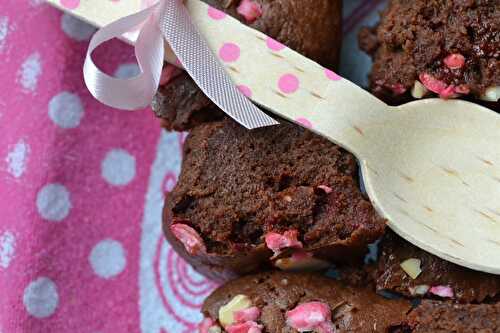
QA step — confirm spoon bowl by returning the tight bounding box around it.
[361,99,500,273]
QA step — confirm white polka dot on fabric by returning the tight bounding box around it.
[18,52,42,92]
[23,277,59,318]
[0,231,15,269]
[0,16,9,52]
[5,139,30,179]
[48,92,84,129]
[89,239,127,279]
[114,63,140,79]
[60,13,96,41]
[101,149,136,186]
[36,183,72,222]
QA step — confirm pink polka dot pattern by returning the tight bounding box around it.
[266,37,285,51]
[207,6,226,20]
[278,74,300,94]
[295,117,313,129]
[324,69,342,81]
[218,43,240,63]
[60,0,80,9]
[237,84,252,98]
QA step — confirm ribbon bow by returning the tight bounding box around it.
[83,0,278,129]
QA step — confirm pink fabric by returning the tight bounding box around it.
[0,1,385,332]
[0,2,217,332]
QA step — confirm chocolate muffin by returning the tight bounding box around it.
[375,231,500,303]
[358,0,499,106]
[392,300,500,332]
[152,0,343,131]
[199,271,411,333]
[164,118,386,281]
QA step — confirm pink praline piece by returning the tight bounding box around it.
[286,301,335,333]
[429,285,454,298]
[170,223,207,255]
[199,317,217,333]
[264,230,303,255]
[234,307,261,323]
[236,0,263,23]
[226,321,263,333]
[318,185,333,194]
[444,53,465,70]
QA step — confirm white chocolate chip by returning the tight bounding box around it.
[208,326,222,333]
[411,80,429,99]
[400,258,422,279]
[409,284,430,296]
[218,294,253,327]
[274,256,330,272]
[480,86,500,102]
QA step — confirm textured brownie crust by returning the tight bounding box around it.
[164,118,385,281]
[202,271,412,332]
[152,0,343,131]
[376,231,500,303]
[152,71,224,131]
[392,300,500,332]
[359,0,499,105]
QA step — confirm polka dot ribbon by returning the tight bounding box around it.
[83,0,278,129]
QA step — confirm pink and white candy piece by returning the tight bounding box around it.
[226,321,263,333]
[429,285,454,298]
[234,307,261,323]
[265,230,303,256]
[236,0,263,23]
[317,185,333,194]
[286,301,335,333]
[419,73,462,99]
[443,53,465,70]
[170,223,207,255]
[199,317,221,333]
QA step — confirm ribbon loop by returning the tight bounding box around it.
[83,0,278,129]
[84,4,164,110]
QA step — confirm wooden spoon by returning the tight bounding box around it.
[180,1,500,274]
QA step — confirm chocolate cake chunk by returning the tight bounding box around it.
[359,0,500,106]
[200,271,411,333]
[152,71,223,131]
[152,0,343,131]
[376,231,500,303]
[391,300,500,332]
[164,118,386,281]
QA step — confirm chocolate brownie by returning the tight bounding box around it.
[359,0,499,106]
[200,271,411,333]
[164,118,386,281]
[375,231,500,303]
[391,300,500,332]
[152,0,343,131]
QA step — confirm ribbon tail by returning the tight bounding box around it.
[83,4,164,110]
[157,0,278,129]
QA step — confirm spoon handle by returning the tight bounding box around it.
[185,0,390,156]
